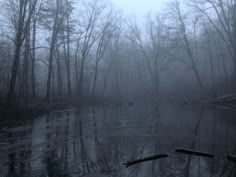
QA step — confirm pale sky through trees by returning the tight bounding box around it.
[110,0,170,18]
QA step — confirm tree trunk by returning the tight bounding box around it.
[75,55,79,93]
[92,62,98,97]
[45,36,56,102]
[183,33,204,89]
[22,20,31,102]
[66,12,72,96]
[78,56,85,96]
[31,18,37,98]
[74,40,80,94]
[7,2,25,103]
[7,33,23,103]
[232,52,236,89]
[55,45,63,96]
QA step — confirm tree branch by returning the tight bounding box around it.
[123,154,169,168]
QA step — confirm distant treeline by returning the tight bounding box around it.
[0,0,235,103]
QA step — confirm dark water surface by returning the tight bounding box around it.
[0,101,236,177]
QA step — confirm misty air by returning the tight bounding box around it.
[0,0,236,176]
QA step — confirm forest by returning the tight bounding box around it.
[0,0,236,107]
[0,1,236,177]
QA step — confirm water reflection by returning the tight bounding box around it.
[0,102,236,177]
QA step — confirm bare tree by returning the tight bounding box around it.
[127,14,172,96]
[31,0,43,98]
[202,22,216,94]
[167,0,204,88]
[43,0,67,102]
[190,0,236,85]
[92,8,117,97]
[63,0,73,96]
[6,0,38,103]
[101,27,121,96]
[77,0,105,96]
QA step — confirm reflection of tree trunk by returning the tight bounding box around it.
[185,108,205,177]
[210,110,216,177]
[73,111,79,157]
[47,155,54,177]
[79,114,88,174]
[92,108,99,159]
[8,152,16,177]
[8,131,16,177]
[152,105,162,177]
[63,115,69,173]
[219,147,236,177]
[92,107,112,173]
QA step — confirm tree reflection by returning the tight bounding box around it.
[1,104,236,177]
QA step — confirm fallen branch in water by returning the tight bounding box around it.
[175,148,214,158]
[123,154,169,168]
[227,154,236,163]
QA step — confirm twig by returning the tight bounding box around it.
[123,154,169,168]
[175,148,214,158]
[227,154,236,163]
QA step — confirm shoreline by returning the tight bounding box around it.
[0,96,133,119]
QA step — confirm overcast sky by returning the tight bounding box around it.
[110,0,170,19]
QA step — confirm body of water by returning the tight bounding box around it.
[0,101,235,177]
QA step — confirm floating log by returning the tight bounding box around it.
[123,154,168,168]
[227,154,236,163]
[175,148,214,158]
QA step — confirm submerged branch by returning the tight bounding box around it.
[123,154,169,168]
[175,148,214,158]
[227,154,236,163]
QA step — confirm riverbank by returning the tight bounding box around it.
[0,96,133,119]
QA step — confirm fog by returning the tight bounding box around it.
[0,0,235,102]
[0,0,236,177]
[111,0,168,17]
